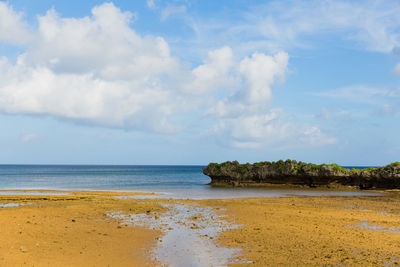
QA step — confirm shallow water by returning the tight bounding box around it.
[0,202,31,207]
[0,165,385,200]
[109,203,244,266]
[0,191,71,195]
[0,203,21,207]
[117,187,383,200]
[349,221,400,233]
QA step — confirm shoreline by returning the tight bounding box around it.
[1,189,400,266]
[0,186,385,200]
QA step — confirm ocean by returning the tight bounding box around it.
[0,165,381,199]
[0,165,207,190]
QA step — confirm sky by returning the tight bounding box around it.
[0,0,399,165]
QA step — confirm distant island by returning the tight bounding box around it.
[203,160,400,189]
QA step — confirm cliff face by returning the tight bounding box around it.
[203,160,400,189]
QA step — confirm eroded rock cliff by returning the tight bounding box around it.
[203,160,400,189]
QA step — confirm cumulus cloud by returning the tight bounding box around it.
[0,3,184,133]
[0,2,31,44]
[28,5,176,79]
[211,111,336,149]
[208,52,288,118]
[184,46,235,95]
[0,2,335,148]
[238,52,287,103]
[0,59,181,132]
[206,51,335,148]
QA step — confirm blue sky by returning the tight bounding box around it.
[0,0,399,165]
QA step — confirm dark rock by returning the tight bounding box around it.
[203,160,400,189]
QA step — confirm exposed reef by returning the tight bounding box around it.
[203,160,400,189]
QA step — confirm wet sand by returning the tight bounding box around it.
[1,190,400,266]
[204,191,400,266]
[0,191,164,266]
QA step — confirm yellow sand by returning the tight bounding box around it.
[203,191,400,266]
[1,190,400,266]
[0,191,164,266]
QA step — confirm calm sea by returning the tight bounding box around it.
[0,165,381,199]
[0,165,208,190]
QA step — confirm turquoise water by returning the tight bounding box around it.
[0,165,382,199]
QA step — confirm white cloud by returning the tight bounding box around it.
[394,63,400,75]
[161,5,186,21]
[205,51,335,148]
[314,85,382,104]
[0,2,31,44]
[211,111,336,149]
[314,85,400,104]
[211,111,285,148]
[299,126,337,147]
[0,3,184,133]
[239,51,288,104]
[0,2,335,149]
[184,46,235,95]
[193,0,400,56]
[316,108,353,121]
[313,85,400,119]
[28,4,177,79]
[208,51,288,118]
[0,61,181,132]
[146,0,157,9]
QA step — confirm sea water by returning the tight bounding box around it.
[0,165,383,266]
[0,165,382,199]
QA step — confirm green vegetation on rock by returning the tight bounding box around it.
[204,159,400,189]
[206,160,400,175]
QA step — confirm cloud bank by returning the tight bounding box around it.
[0,2,335,148]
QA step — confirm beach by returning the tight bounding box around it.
[0,191,163,266]
[1,0,398,265]
[1,190,400,266]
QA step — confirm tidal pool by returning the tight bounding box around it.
[0,202,32,207]
[349,220,400,233]
[109,203,245,267]
[0,191,71,195]
[117,187,383,200]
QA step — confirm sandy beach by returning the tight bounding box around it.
[0,191,164,266]
[1,190,400,266]
[1,0,398,265]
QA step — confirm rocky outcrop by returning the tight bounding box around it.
[203,160,400,189]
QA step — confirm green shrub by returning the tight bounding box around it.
[235,167,248,174]
[331,163,346,173]
[208,160,400,176]
[253,161,272,167]
[208,162,222,173]
[308,164,322,171]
